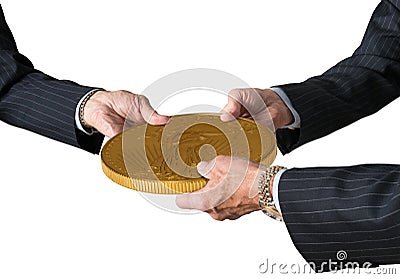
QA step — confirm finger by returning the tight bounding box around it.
[177,156,234,210]
[196,160,216,179]
[197,155,233,181]
[138,95,170,125]
[176,175,223,210]
[176,190,209,210]
[220,89,243,122]
[175,193,196,209]
[149,111,170,125]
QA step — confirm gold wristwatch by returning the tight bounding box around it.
[258,165,286,221]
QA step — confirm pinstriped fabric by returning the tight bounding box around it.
[0,5,104,153]
[274,0,400,272]
[280,165,400,271]
[276,0,400,154]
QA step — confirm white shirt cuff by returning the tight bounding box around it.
[75,89,100,135]
[270,87,301,130]
[272,168,287,215]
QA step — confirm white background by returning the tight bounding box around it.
[1,0,399,278]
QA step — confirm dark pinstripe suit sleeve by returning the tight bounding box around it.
[0,5,104,154]
[275,0,400,155]
[279,165,400,272]
[272,0,400,272]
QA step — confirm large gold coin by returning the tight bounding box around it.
[101,113,277,194]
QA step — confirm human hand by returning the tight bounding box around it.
[176,155,266,221]
[220,88,294,130]
[83,90,169,137]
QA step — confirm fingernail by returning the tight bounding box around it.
[197,161,208,172]
[220,113,234,122]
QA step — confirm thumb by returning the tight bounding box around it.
[197,160,216,179]
[148,112,170,125]
[138,95,170,125]
[220,89,243,122]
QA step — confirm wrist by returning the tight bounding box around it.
[262,89,294,130]
[274,97,294,129]
[258,165,286,221]
[82,90,108,128]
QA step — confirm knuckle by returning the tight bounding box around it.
[228,88,242,98]
[210,212,223,221]
[138,95,151,106]
[228,88,239,94]
[138,94,148,101]
[131,94,141,107]
[214,156,230,172]
[118,89,131,95]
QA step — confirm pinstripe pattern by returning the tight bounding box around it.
[0,5,104,154]
[275,0,400,272]
[276,0,400,154]
[280,165,400,271]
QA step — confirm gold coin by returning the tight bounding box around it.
[101,113,277,194]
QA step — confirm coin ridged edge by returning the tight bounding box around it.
[101,158,208,194]
[100,114,278,194]
[101,143,277,194]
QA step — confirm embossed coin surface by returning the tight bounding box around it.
[101,113,277,194]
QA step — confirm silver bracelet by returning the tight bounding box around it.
[79,90,99,129]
